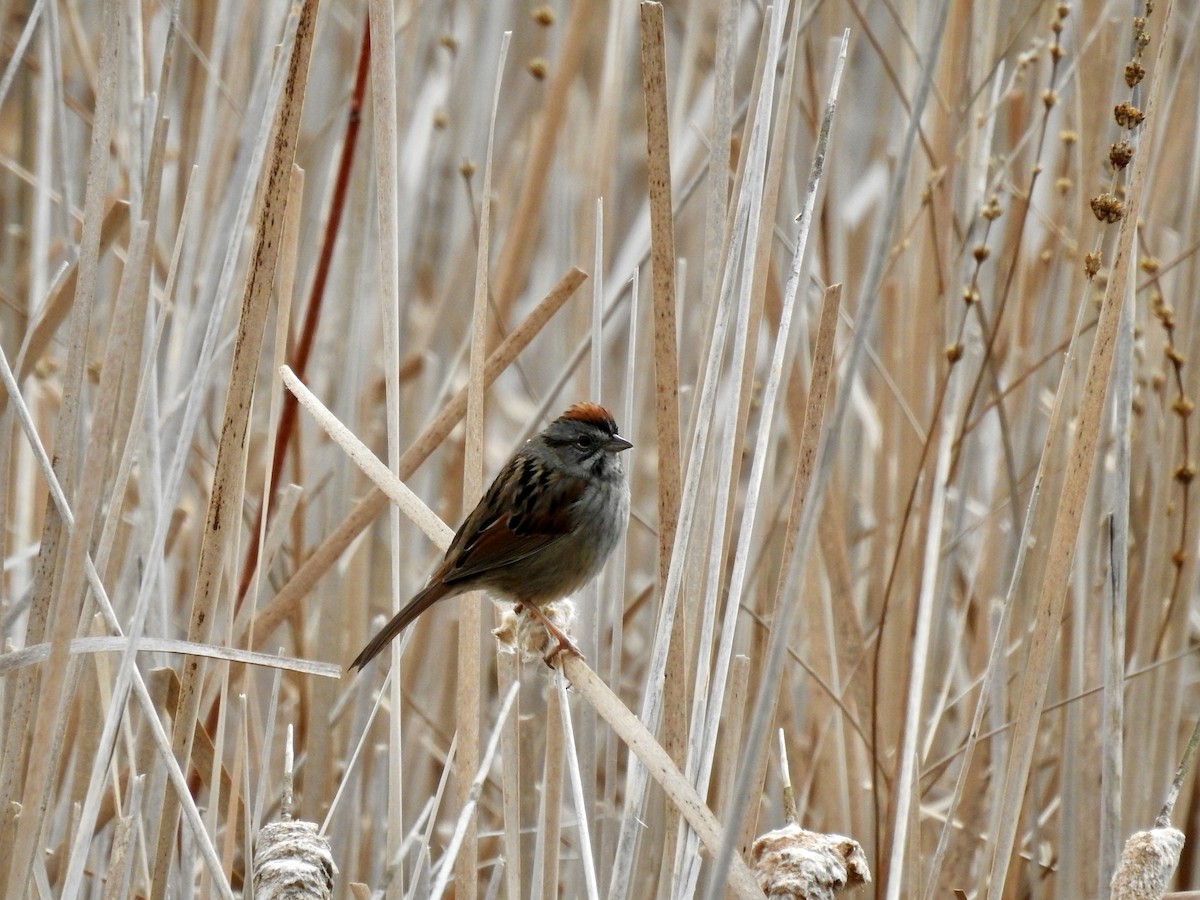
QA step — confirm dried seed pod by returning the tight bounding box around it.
[1110,140,1135,169]
[1091,193,1126,223]
[1110,828,1184,900]
[527,58,548,80]
[751,824,871,900]
[1124,60,1146,87]
[493,598,577,664]
[253,821,336,900]
[1113,102,1146,129]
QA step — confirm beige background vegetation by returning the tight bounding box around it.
[1,0,1198,897]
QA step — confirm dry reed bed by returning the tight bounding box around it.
[1,0,1199,897]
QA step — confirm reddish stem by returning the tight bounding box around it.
[234,18,373,610]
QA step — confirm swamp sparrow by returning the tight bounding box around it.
[350,402,632,670]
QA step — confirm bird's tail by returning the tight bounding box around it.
[349,582,451,671]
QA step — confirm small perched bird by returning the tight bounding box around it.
[350,402,632,670]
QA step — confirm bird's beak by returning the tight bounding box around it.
[605,436,633,453]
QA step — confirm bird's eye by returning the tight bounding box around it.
[575,436,594,450]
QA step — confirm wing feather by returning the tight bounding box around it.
[439,456,585,585]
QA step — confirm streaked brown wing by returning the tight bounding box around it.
[441,464,585,585]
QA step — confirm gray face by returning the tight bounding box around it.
[543,417,628,484]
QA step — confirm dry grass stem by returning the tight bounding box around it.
[281,366,453,550]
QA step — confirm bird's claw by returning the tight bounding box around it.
[518,602,584,667]
[542,634,584,668]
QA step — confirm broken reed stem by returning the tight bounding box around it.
[778,730,797,825]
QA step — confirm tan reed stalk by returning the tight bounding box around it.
[638,4,687,804]
[454,25,512,897]
[535,685,565,899]
[555,670,600,899]
[3,0,124,890]
[497,650,523,897]
[366,1,405,892]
